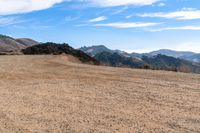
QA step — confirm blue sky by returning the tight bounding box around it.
[0,0,200,53]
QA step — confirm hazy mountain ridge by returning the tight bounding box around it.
[146,49,195,58]
[94,51,145,68]
[80,45,130,57]
[146,49,200,63]
[80,45,200,63]
[0,34,38,54]
[81,45,200,73]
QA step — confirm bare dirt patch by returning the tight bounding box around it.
[0,55,200,133]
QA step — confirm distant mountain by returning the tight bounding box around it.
[80,45,200,63]
[22,42,99,65]
[80,45,113,56]
[144,49,200,63]
[80,45,130,57]
[94,52,144,68]
[183,54,200,63]
[94,51,200,74]
[142,55,200,73]
[146,49,195,58]
[0,34,38,54]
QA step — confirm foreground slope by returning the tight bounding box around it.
[0,55,200,132]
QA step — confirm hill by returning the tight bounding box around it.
[21,42,99,65]
[15,38,39,47]
[80,45,130,57]
[146,49,195,58]
[182,54,200,63]
[94,51,144,68]
[80,45,113,56]
[142,54,200,73]
[0,55,199,132]
[0,34,38,54]
[95,52,200,73]
[146,49,200,63]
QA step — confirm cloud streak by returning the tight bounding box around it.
[83,0,160,7]
[0,16,24,26]
[147,26,200,32]
[89,16,107,22]
[94,22,160,28]
[138,9,200,20]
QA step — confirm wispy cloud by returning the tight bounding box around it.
[89,16,107,22]
[0,0,64,15]
[83,0,160,7]
[138,8,200,20]
[0,16,24,26]
[94,22,160,28]
[147,26,200,32]
[112,6,128,14]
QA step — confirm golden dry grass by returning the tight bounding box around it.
[0,55,200,133]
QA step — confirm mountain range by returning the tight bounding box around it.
[1,34,200,74]
[80,45,200,63]
[80,45,200,73]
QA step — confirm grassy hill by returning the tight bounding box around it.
[21,42,99,65]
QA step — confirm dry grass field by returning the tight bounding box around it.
[0,55,200,133]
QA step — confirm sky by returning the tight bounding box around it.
[0,0,200,53]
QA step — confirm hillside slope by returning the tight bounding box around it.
[0,55,199,132]
[15,38,39,47]
[0,35,38,53]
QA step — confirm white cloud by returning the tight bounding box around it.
[0,0,64,15]
[0,0,160,15]
[94,22,160,28]
[138,8,200,20]
[84,0,160,7]
[89,16,107,22]
[148,26,200,32]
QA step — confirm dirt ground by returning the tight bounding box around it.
[0,55,200,133]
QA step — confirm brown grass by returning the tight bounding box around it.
[0,55,200,133]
